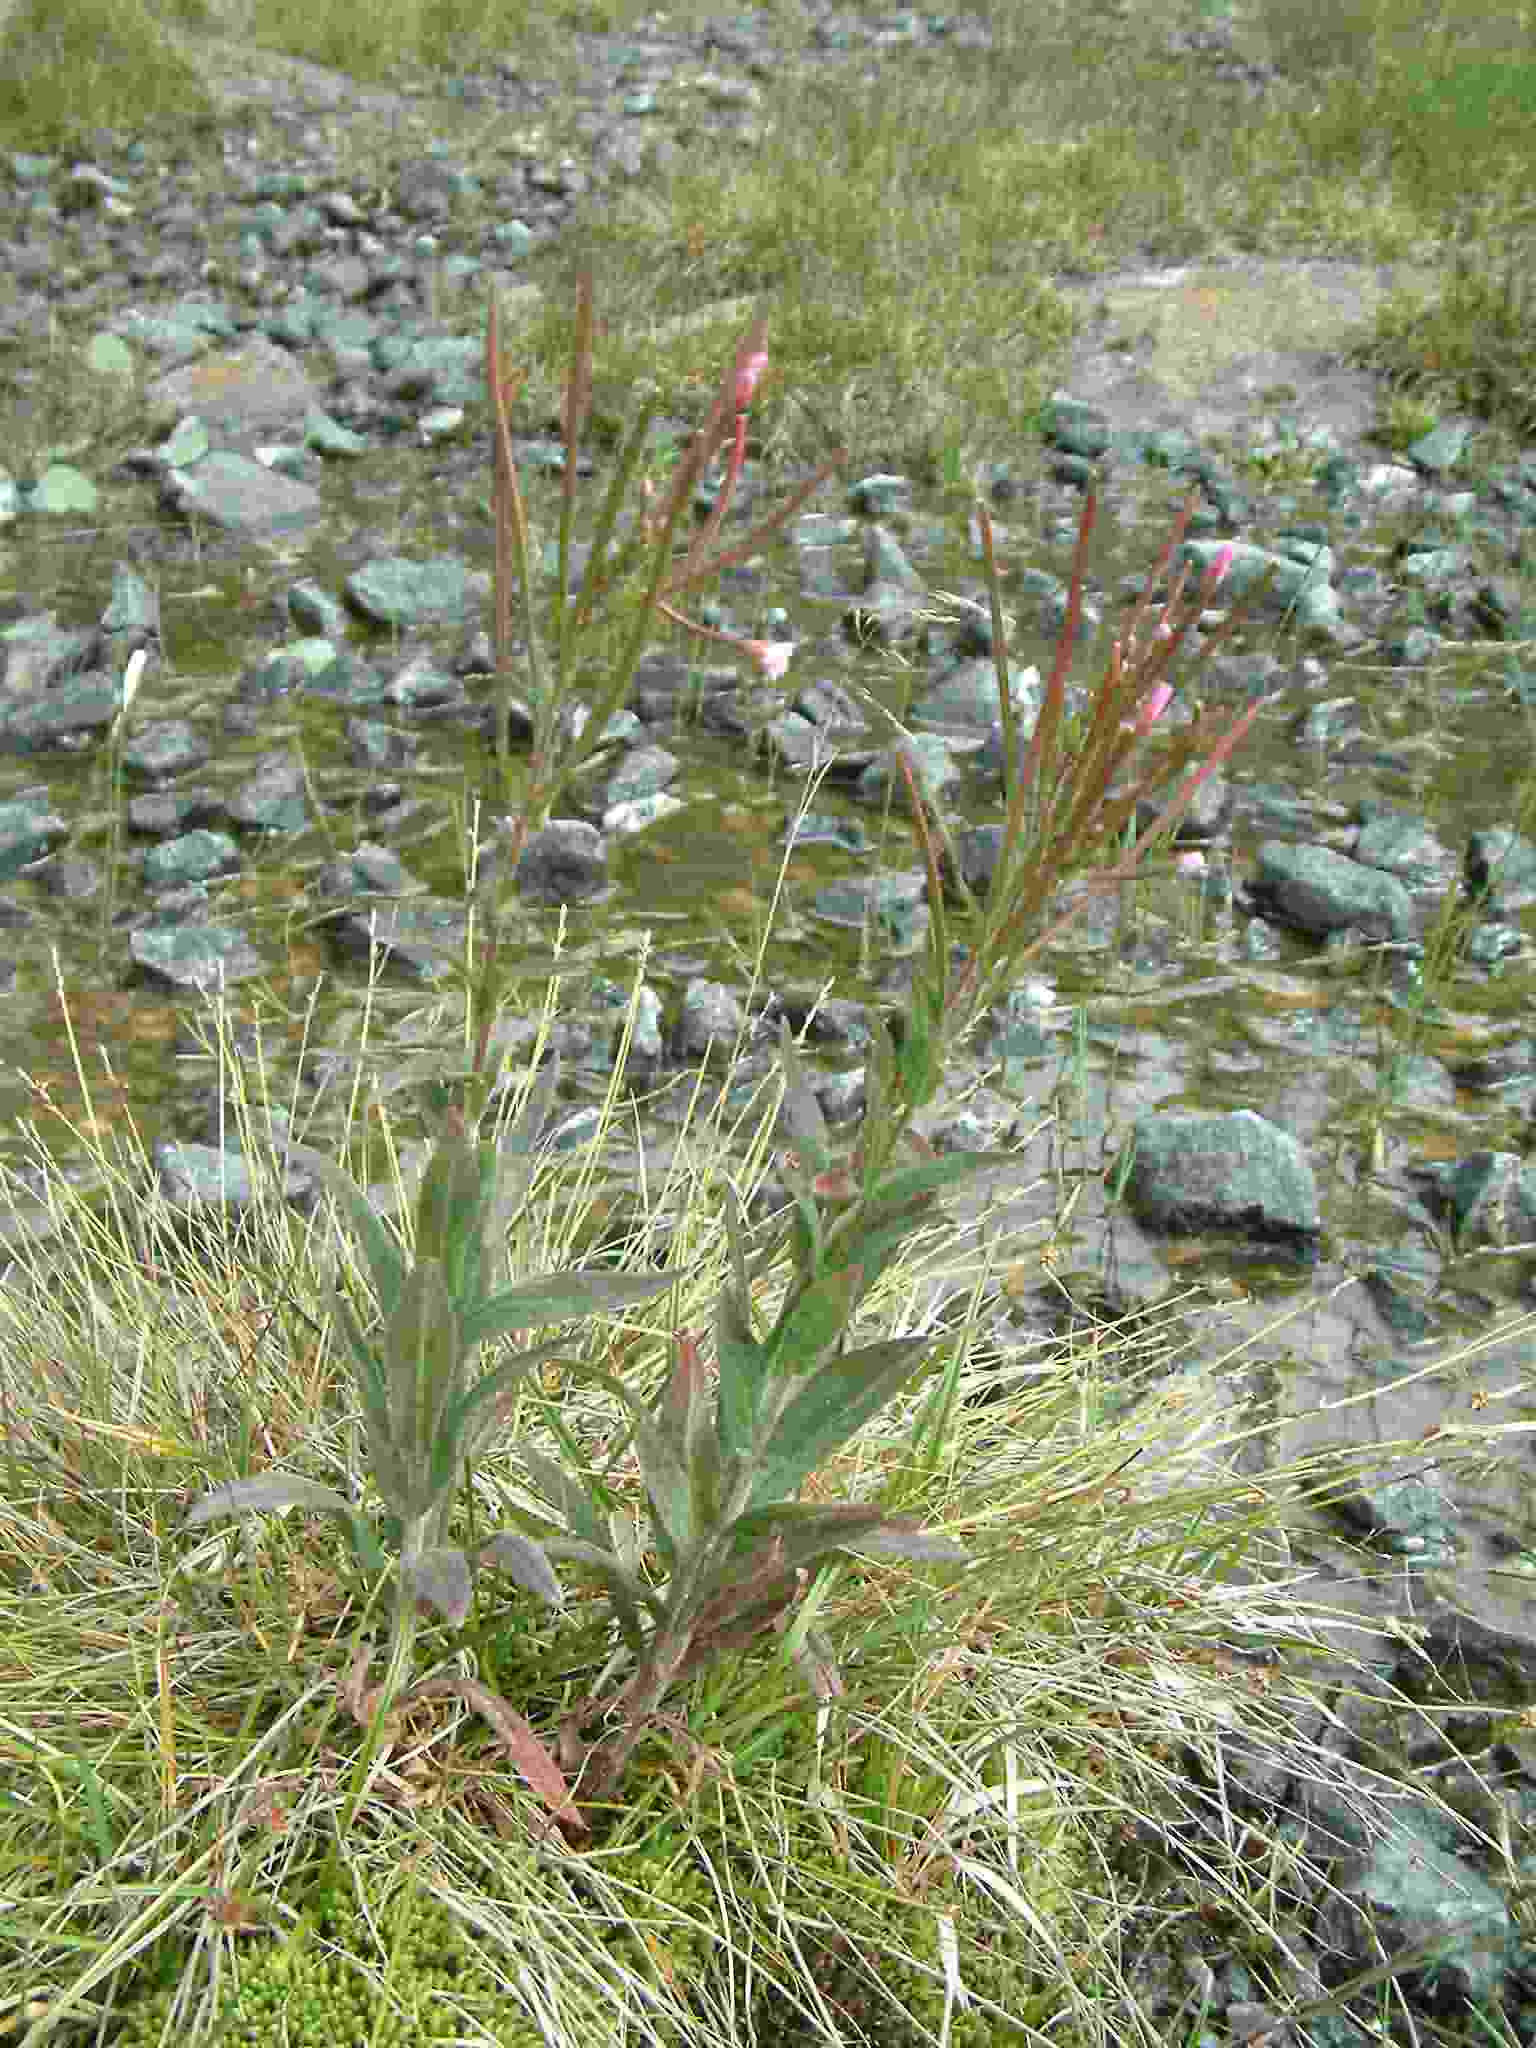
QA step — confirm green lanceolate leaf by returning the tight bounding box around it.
[629,1400,696,1563]
[329,1287,389,1419]
[550,1360,699,1562]
[660,1332,723,1533]
[715,1276,767,1465]
[413,1133,485,1270]
[864,1148,1014,1216]
[402,1545,474,1628]
[816,1150,1016,1298]
[844,1521,968,1564]
[477,1530,564,1608]
[291,1149,405,1321]
[187,1474,355,1527]
[818,1211,921,1302]
[750,1336,932,1508]
[368,1438,428,1525]
[765,1261,865,1378]
[896,974,942,1111]
[427,1341,566,1501]
[705,1503,966,1586]
[383,1258,462,1515]
[459,1266,675,1350]
[186,1473,386,1575]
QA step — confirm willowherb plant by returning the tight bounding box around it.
[513,490,1276,1820]
[186,276,1275,1842]
[482,270,842,837]
[186,1067,677,1838]
[185,281,849,1842]
[522,1030,991,1813]
[887,485,1267,1033]
[461,273,843,1081]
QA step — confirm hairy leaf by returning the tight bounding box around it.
[542,1361,698,1559]
[896,975,942,1111]
[383,1258,461,1514]
[187,1474,354,1527]
[849,1522,968,1564]
[402,1545,474,1627]
[863,1149,1015,1214]
[750,1336,931,1507]
[709,1501,963,1579]
[186,1473,384,1575]
[765,1262,864,1378]
[818,1211,921,1301]
[658,1331,721,1532]
[629,1399,696,1563]
[291,1149,405,1321]
[460,1266,675,1350]
[413,1133,486,1279]
[715,1274,766,1465]
[477,1530,564,1608]
[329,1287,394,1469]
[776,1020,830,1171]
[428,1340,565,1499]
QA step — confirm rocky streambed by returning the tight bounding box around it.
[7,0,1536,2036]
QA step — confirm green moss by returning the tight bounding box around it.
[741,1875,1059,2048]
[109,1889,548,2048]
[107,1701,1102,2048]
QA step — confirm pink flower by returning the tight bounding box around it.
[654,607,795,682]
[1203,543,1235,594]
[734,348,768,413]
[744,638,794,680]
[1175,849,1208,878]
[1132,680,1173,735]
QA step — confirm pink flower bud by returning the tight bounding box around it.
[1133,680,1173,735]
[744,638,795,681]
[735,348,768,412]
[1205,543,1235,592]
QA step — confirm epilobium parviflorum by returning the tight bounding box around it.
[462,273,843,1081]
[188,277,1271,1842]
[188,279,847,1840]
[496,494,1272,1823]
[186,1064,678,1840]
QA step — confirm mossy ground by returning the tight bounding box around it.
[108,1799,1075,2048]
